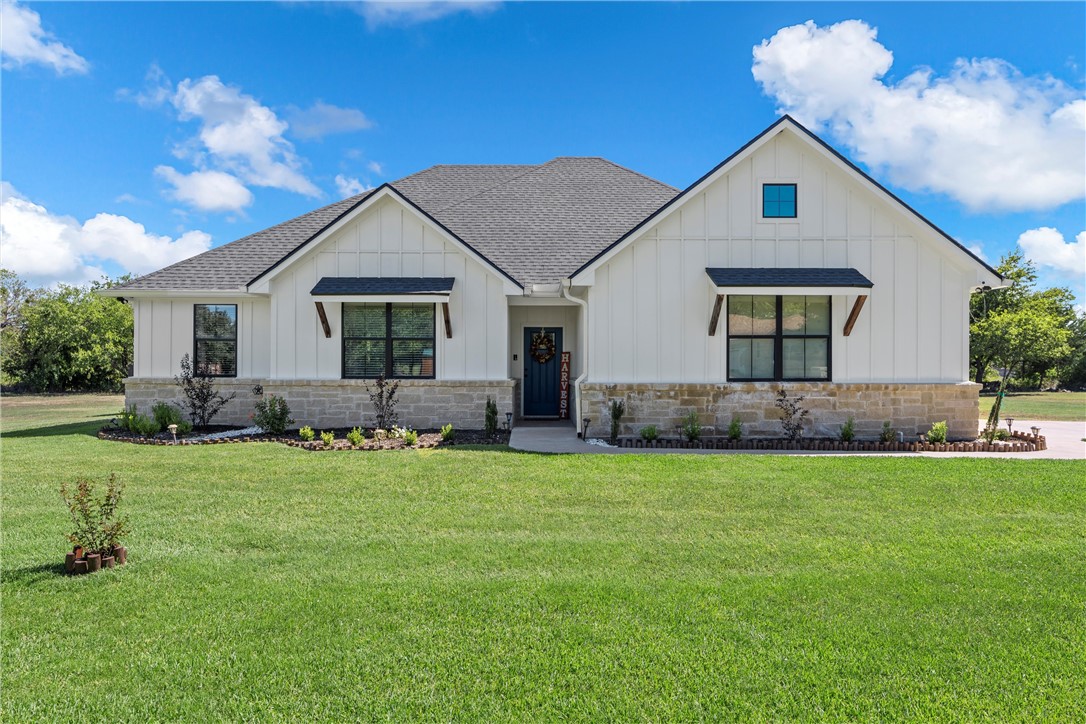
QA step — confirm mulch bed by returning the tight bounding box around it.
[613,431,1047,453]
[98,426,510,450]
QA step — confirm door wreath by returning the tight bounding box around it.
[529,329,556,364]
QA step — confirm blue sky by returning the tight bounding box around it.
[2,1,1084,300]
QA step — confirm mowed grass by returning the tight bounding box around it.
[980,390,1086,422]
[2,397,1084,720]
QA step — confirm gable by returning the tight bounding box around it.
[570,117,1002,287]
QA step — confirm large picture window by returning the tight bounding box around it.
[343,303,435,379]
[727,295,829,381]
[194,304,237,377]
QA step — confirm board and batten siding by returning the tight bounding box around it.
[585,131,975,384]
[267,196,509,381]
[131,298,270,379]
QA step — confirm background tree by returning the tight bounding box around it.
[970,251,1076,386]
[2,274,133,392]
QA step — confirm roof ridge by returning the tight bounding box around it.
[404,161,549,214]
[593,157,681,193]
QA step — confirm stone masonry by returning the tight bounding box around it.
[124,378,518,430]
[580,382,981,441]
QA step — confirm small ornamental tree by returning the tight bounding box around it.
[174,354,237,427]
[775,388,810,442]
[366,375,400,429]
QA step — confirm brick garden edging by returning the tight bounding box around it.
[97,429,509,451]
[614,430,1047,453]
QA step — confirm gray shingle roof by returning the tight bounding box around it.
[706,267,874,288]
[113,191,377,291]
[111,157,677,292]
[311,277,454,296]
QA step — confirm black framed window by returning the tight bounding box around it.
[194,304,237,377]
[762,183,797,218]
[343,303,434,379]
[727,295,829,381]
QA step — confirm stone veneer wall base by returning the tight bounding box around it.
[580,382,981,441]
[124,378,518,430]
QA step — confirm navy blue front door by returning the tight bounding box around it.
[523,328,562,417]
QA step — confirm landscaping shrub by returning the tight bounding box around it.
[366,375,399,429]
[130,413,160,437]
[484,397,498,435]
[728,414,743,441]
[927,420,949,444]
[681,410,701,442]
[373,429,388,441]
[251,387,294,434]
[440,423,455,442]
[151,401,184,429]
[298,425,315,442]
[639,425,658,442]
[609,399,626,445]
[840,416,856,443]
[346,427,365,446]
[880,421,897,443]
[117,404,138,432]
[320,431,335,448]
[403,429,419,446]
[174,354,237,427]
[775,388,810,441]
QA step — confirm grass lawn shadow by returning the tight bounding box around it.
[1,562,68,586]
[1,419,108,439]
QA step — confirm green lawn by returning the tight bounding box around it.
[2,396,1084,720]
[980,390,1086,422]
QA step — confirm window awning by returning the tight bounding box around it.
[705,268,873,337]
[310,277,455,303]
[705,267,873,296]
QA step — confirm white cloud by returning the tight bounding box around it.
[0,183,211,286]
[155,166,254,213]
[171,75,320,197]
[367,160,385,176]
[0,0,88,74]
[1018,227,1086,278]
[114,193,140,205]
[357,1,499,29]
[752,19,1086,212]
[286,101,373,140]
[334,174,372,198]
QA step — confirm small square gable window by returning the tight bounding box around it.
[763,183,797,218]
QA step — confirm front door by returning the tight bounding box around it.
[523,327,563,417]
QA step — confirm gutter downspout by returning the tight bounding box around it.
[561,280,589,437]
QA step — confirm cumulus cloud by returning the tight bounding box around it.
[0,0,88,74]
[155,166,254,213]
[357,1,500,29]
[286,101,373,140]
[752,19,1086,212]
[0,183,211,286]
[334,174,372,198]
[367,160,385,176]
[171,76,320,197]
[1018,227,1086,278]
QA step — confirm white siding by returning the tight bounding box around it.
[131,297,269,378]
[267,196,508,380]
[585,131,976,384]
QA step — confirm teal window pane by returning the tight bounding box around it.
[763,184,797,218]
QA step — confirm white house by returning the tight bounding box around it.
[104,117,1002,440]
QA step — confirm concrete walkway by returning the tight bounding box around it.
[509,419,1085,459]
